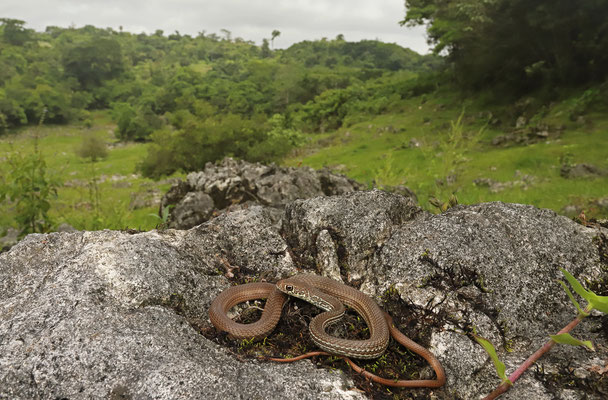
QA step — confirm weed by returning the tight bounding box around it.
[0,109,61,236]
[475,269,606,399]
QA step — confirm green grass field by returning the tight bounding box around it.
[285,90,608,219]
[0,111,182,232]
[1,90,606,238]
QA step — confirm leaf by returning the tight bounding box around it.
[473,334,512,385]
[550,333,594,350]
[560,268,608,314]
[448,193,459,207]
[589,292,608,314]
[558,280,587,316]
[560,269,591,302]
[429,197,443,208]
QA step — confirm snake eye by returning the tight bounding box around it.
[285,285,293,292]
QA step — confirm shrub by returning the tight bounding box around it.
[75,133,108,161]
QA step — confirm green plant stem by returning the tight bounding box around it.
[483,305,593,400]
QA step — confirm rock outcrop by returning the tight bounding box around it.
[1,190,607,399]
[159,157,369,230]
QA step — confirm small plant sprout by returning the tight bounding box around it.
[477,268,604,399]
[472,332,512,386]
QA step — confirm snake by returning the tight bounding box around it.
[209,274,446,388]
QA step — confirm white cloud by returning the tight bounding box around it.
[1,0,430,53]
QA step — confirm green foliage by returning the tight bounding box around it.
[472,333,512,386]
[422,109,485,204]
[373,152,402,190]
[472,269,604,397]
[560,268,608,314]
[403,0,608,95]
[428,194,459,213]
[0,20,440,140]
[566,87,606,121]
[0,140,61,236]
[62,37,125,90]
[0,18,31,45]
[557,279,587,317]
[549,333,594,350]
[75,133,108,161]
[111,102,163,141]
[139,112,302,178]
[1,113,173,233]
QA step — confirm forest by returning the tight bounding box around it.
[0,17,439,177]
[1,0,608,238]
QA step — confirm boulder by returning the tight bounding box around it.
[159,157,370,229]
[1,191,607,399]
[560,163,608,179]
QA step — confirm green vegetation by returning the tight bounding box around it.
[284,87,608,218]
[402,0,608,95]
[0,19,438,178]
[1,1,608,238]
[0,111,179,235]
[474,269,606,399]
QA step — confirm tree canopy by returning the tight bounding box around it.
[403,0,608,94]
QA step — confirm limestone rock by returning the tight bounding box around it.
[160,157,369,230]
[560,163,608,179]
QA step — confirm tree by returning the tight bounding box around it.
[0,18,30,45]
[401,0,608,93]
[75,133,108,161]
[261,38,272,58]
[62,37,125,89]
[271,30,281,49]
[220,28,232,42]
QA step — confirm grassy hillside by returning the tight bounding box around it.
[284,87,608,219]
[2,84,606,241]
[1,19,607,239]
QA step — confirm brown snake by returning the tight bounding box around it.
[209,274,446,388]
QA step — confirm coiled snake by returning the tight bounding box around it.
[209,274,446,388]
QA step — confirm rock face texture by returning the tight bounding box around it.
[159,157,368,230]
[1,190,607,400]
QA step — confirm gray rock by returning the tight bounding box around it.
[160,157,368,229]
[595,197,608,211]
[129,188,162,210]
[1,192,607,399]
[372,202,606,399]
[168,192,215,229]
[561,204,583,217]
[491,124,561,147]
[283,190,425,281]
[560,163,608,179]
[56,223,77,233]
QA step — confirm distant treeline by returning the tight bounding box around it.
[0,19,441,176]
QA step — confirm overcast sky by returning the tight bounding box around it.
[1,0,431,54]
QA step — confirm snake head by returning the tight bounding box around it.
[276,279,309,300]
